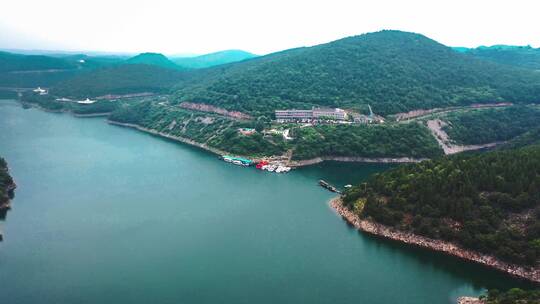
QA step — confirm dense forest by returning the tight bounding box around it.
[290,123,442,159]
[342,145,540,265]
[462,45,540,70]
[502,126,540,149]
[170,30,540,116]
[482,288,540,304]
[0,157,16,220]
[442,106,540,145]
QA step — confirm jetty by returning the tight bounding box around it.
[319,180,340,193]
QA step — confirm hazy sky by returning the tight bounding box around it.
[1,0,539,55]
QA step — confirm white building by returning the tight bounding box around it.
[77,98,97,105]
[312,107,347,120]
[275,107,347,122]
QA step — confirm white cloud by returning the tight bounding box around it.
[1,0,539,55]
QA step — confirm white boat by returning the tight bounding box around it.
[266,165,276,172]
[223,158,233,163]
[232,160,243,165]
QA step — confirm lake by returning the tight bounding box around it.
[0,101,528,304]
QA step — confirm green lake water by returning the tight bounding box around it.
[0,101,530,303]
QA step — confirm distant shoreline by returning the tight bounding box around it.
[330,197,540,283]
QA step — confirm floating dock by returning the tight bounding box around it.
[319,180,340,193]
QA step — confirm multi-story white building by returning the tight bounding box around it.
[312,107,347,120]
[275,109,314,122]
[275,107,347,122]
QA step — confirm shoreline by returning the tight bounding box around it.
[107,121,229,156]
[108,120,431,166]
[18,101,111,118]
[329,197,540,283]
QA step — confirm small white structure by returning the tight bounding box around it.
[77,98,97,105]
[33,87,48,95]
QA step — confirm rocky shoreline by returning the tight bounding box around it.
[330,197,540,283]
[456,297,483,304]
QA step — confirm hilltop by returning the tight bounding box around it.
[172,50,257,69]
[171,30,540,116]
[126,53,181,70]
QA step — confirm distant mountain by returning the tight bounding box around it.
[459,45,540,70]
[0,51,79,72]
[172,50,257,69]
[0,51,129,88]
[171,30,540,116]
[125,53,180,70]
[51,64,186,97]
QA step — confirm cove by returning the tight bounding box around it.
[0,101,530,304]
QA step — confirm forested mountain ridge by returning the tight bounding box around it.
[171,30,540,116]
[342,145,540,266]
[172,50,257,69]
[0,51,79,72]
[460,45,540,70]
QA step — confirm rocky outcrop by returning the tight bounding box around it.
[288,156,426,167]
[179,102,252,120]
[457,297,484,304]
[330,197,540,283]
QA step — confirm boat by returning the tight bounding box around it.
[256,161,269,169]
[344,184,352,188]
[275,165,291,173]
[222,155,253,166]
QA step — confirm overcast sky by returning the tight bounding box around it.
[1,0,539,55]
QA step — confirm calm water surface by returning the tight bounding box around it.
[0,101,530,304]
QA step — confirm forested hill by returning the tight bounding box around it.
[51,64,187,97]
[461,45,540,70]
[171,30,540,116]
[126,53,181,70]
[342,145,540,266]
